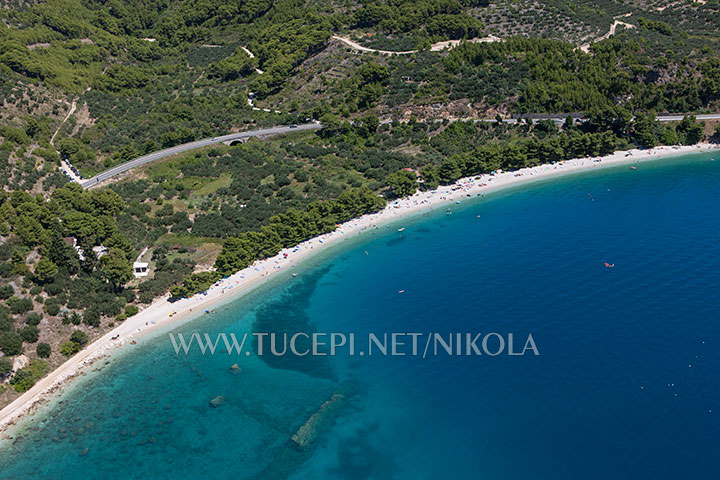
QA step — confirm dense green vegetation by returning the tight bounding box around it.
[0,0,333,174]
[158,111,706,295]
[450,37,720,113]
[0,184,138,352]
[0,0,330,92]
[9,359,48,392]
[2,0,719,178]
[171,187,386,297]
[296,35,720,119]
[352,0,484,40]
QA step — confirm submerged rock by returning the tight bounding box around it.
[209,396,226,408]
[291,392,345,449]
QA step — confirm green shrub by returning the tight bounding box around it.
[138,291,155,304]
[0,285,13,300]
[0,357,12,376]
[10,360,48,392]
[36,342,51,358]
[7,296,33,315]
[83,307,100,327]
[70,330,89,345]
[25,312,42,326]
[60,341,81,357]
[45,300,60,316]
[19,325,39,343]
[0,331,23,356]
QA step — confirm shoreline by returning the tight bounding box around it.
[0,142,717,436]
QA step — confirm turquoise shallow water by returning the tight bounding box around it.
[1,153,720,479]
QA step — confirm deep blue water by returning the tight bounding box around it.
[2,153,720,479]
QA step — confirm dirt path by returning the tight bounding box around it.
[429,35,503,51]
[332,36,417,54]
[331,35,503,55]
[579,13,636,53]
[239,46,264,74]
[49,100,76,145]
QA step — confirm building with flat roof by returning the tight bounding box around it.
[133,262,149,278]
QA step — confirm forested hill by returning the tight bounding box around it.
[2,0,720,119]
[1,0,719,243]
[1,0,720,192]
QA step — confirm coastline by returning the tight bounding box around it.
[0,142,717,436]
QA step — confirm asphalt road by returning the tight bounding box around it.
[497,114,720,124]
[381,114,720,126]
[82,114,720,188]
[81,123,323,189]
[656,113,720,122]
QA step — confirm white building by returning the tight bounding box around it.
[133,262,149,277]
[63,237,108,261]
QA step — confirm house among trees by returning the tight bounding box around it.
[62,237,108,261]
[63,236,84,260]
[133,262,150,278]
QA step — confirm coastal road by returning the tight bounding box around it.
[81,123,323,189]
[81,113,720,188]
[489,113,720,124]
[656,113,720,122]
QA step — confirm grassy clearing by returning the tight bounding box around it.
[192,173,232,196]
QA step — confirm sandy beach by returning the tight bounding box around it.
[0,142,717,435]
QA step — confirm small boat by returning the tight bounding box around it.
[398,227,405,232]
[604,263,615,268]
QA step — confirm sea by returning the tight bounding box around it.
[1,152,719,479]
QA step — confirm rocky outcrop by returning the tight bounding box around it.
[12,355,29,372]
